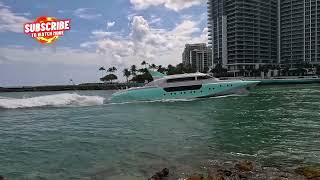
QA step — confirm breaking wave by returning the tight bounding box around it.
[0,93,105,109]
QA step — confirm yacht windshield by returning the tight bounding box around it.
[167,77,196,83]
[197,75,212,80]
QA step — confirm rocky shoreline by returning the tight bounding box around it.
[148,160,320,180]
[1,161,319,179]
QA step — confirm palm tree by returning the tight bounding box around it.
[70,79,75,85]
[282,64,290,76]
[99,66,106,78]
[149,63,157,70]
[130,65,137,76]
[157,65,166,73]
[107,66,117,73]
[138,68,147,74]
[141,60,148,68]
[123,68,131,83]
[107,67,113,73]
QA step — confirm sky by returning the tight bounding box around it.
[0,0,207,86]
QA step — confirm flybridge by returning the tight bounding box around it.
[24,20,70,33]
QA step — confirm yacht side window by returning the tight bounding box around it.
[167,77,195,83]
[197,75,212,80]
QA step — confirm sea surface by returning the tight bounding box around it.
[0,85,320,179]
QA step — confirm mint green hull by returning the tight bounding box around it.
[111,81,259,102]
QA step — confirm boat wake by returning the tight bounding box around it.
[107,94,245,105]
[0,93,105,109]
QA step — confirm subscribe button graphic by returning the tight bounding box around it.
[24,16,71,44]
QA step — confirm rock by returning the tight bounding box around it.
[295,166,320,179]
[271,176,286,180]
[216,169,232,177]
[148,168,170,180]
[162,168,169,176]
[0,176,3,180]
[211,174,225,180]
[188,174,204,180]
[238,173,248,180]
[207,170,227,180]
[235,160,254,172]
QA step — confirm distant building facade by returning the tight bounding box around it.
[182,43,209,72]
[207,0,228,68]
[280,0,320,67]
[182,0,320,74]
[208,0,278,73]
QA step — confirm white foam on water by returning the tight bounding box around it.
[107,94,243,105]
[0,93,105,109]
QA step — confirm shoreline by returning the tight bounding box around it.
[1,76,319,93]
[148,160,320,180]
[0,83,143,93]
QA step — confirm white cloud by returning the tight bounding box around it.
[90,30,116,39]
[73,8,102,20]
[0,46,132,84]
[0,2,31,33]
[149,15,161,25]
[107,21,115,28]
[130,0,205,11]
[81,15,207,67]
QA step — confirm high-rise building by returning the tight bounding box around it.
[207,0,228,68]
[280,0,320,67]
[182,43,209,72]
[208,0,278,72]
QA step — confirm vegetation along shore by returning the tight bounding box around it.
[1,61,320,92]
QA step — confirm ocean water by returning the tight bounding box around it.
[0,85,320,179]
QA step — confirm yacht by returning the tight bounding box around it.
[110,71,260,102]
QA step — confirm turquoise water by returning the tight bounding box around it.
[0,85,320,179]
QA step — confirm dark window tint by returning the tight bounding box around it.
[164,85,202,92]
[197,76,212,80]
[167,77,195,83]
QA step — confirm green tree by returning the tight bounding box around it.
[130,65,137,76]
[175,63,185,74]
[210,64,227,77]
[316,65,320,75]
[184,64,194,73]
[100,74,118,83]
[138,68,147,74]
[166,64,176,75]
[157,65,166,73]
[107,66,117,73]
[141,60,148,68]
[131,73,153,83]
[281,64,290,76]
[123,68,131,83]
[203,67,209,73]
[149,63,157,70]
[99,66,106,78]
